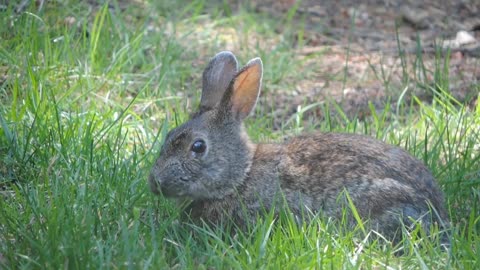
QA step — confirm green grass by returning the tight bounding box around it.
[1,1,479,269]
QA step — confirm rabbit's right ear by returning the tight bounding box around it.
[200,51,238,111]
[223,57,263,121]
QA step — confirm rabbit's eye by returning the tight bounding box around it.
[191,139,206,154]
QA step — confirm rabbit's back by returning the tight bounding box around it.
[251,132,448,236]
[279,133,442,200]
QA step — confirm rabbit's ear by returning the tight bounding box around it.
[200,51,238,111]
[229,58,263,120]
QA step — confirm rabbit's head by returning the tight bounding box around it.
[149,51,263,200]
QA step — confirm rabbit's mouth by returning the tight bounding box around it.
[148,172,173,196]
[153,180,182,198]
[149,173,192,198]
[148,165,227,200]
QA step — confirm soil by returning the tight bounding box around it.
[250,0,480,125]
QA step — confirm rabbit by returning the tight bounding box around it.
[148,51,449,242]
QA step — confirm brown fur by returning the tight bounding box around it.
[149,51,449,241]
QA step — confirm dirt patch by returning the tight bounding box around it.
[249,0,480,124]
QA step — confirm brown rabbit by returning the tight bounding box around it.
[149,51,449,241]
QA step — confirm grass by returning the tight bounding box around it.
[1,0,479,269]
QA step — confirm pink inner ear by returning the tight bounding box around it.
[232,62,262,117]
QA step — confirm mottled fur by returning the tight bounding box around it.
[149,51,448,241]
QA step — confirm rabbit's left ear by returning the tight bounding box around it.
[228,58,263,120]
[200,51,238,111]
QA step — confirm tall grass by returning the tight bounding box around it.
[0,1,479,269]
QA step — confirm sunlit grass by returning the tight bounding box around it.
[0,1,479,269]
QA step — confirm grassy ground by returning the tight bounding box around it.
[1,1,479,269]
